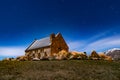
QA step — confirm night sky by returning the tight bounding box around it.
[0,0,120,59]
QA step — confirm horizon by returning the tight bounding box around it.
[0,0,120,60]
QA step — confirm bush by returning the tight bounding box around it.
[16,56,28,61]
[55,50,69,60]
[98,53,106,60]
[104,56,112,61]
[89,50,100,60]
[98,53,112,61]
[69,51,87,60]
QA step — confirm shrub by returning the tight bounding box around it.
[69,51,87,60]
[16,56,28,61]
[98,53,112,61]
[98,53,106,60]
[104,56,112,61]
[55,50,69,60]
[2,58,16,61]
[89,50,100,60]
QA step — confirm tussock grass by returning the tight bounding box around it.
[0,60,120,80]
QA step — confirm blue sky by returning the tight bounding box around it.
[0,0,120,60]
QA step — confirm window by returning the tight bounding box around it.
[32,54,35,58]
[58,47,62,51]
[38,50,40,53]
[41,48,44,52]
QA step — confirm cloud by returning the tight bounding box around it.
[68,41,85,51]
[68,35,120,53]
[0,47,25,57]
[84,36,120,52]
[67,30,112,51]
[88,30,111,42]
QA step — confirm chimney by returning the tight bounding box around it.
[50,33,55,42]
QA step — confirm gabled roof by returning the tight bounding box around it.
[25,37,51,51]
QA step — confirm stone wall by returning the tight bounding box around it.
[25,47,51,59]
[50,33,69,55]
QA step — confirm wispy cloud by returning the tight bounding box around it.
[0,47,25,57]
[68,32,120,53]
[68,40,85,51]
[88,30,111,42]
[84,36,120,53]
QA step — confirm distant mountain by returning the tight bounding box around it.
[105,48,120,60]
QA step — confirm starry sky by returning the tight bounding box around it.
[0,0,120,60]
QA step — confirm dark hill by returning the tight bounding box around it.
[106,48,120,60]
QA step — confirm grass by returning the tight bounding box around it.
[0,60,120,80]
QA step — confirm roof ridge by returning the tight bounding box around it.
[38,37,50,41]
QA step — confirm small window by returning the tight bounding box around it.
[38,53,41,58]
[58,47,62,51]
[41,48,44,52]
[44,52,47,56]
[33,54,35,58]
